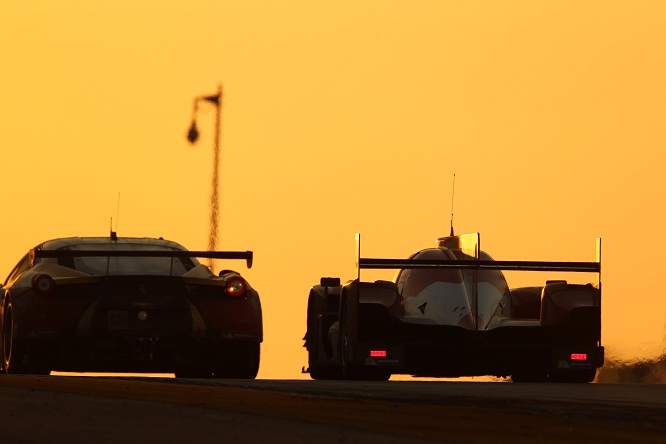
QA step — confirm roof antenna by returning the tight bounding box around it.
[449,174,456,236]
[110,193,120,241]
[110,217,117,241]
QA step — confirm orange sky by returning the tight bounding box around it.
[2,1,665,378]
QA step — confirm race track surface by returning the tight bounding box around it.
[1,376,664,443]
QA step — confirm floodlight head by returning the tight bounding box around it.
[187,120,199,144]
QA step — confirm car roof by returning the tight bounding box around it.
[37,237,189,251]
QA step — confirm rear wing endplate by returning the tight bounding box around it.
[31,249,254,268]
[355,233,601,287]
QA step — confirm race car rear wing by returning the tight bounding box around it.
[31,249,254,268]
[355,233,601,287]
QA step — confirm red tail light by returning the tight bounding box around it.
[226,276,247,297]
[32,274,56,295]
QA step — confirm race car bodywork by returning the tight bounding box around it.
[304,233,603,382]
[0,236,262,378]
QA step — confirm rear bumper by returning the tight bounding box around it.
[349,341,604,377]
[352,304,603,377]
[20,334,260,373]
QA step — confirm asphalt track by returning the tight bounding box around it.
[0,376,664,443]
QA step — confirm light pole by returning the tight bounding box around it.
[187,84,222,272]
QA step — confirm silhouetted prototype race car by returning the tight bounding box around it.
[304,233,603,382]
[1,236,261,378]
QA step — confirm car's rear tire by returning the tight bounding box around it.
[2,300,50,375]
[340,300,390,381]
[174,367,214,378]
[175,342,260,379]
[549,369,597,383]
[213,342,260,379]
[307,332,339,380]
[306,305,342,380]
[510,371,549,383]
[3,300,28,374]
[308,363,342,380]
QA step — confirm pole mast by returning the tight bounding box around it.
[208,83,222,271]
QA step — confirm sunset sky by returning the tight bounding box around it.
[2,1,665,378]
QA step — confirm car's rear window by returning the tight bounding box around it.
[48,244,198,276]
[397,248,510,302]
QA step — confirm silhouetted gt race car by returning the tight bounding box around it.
[304,233,603,382]
[1,236,261,378]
